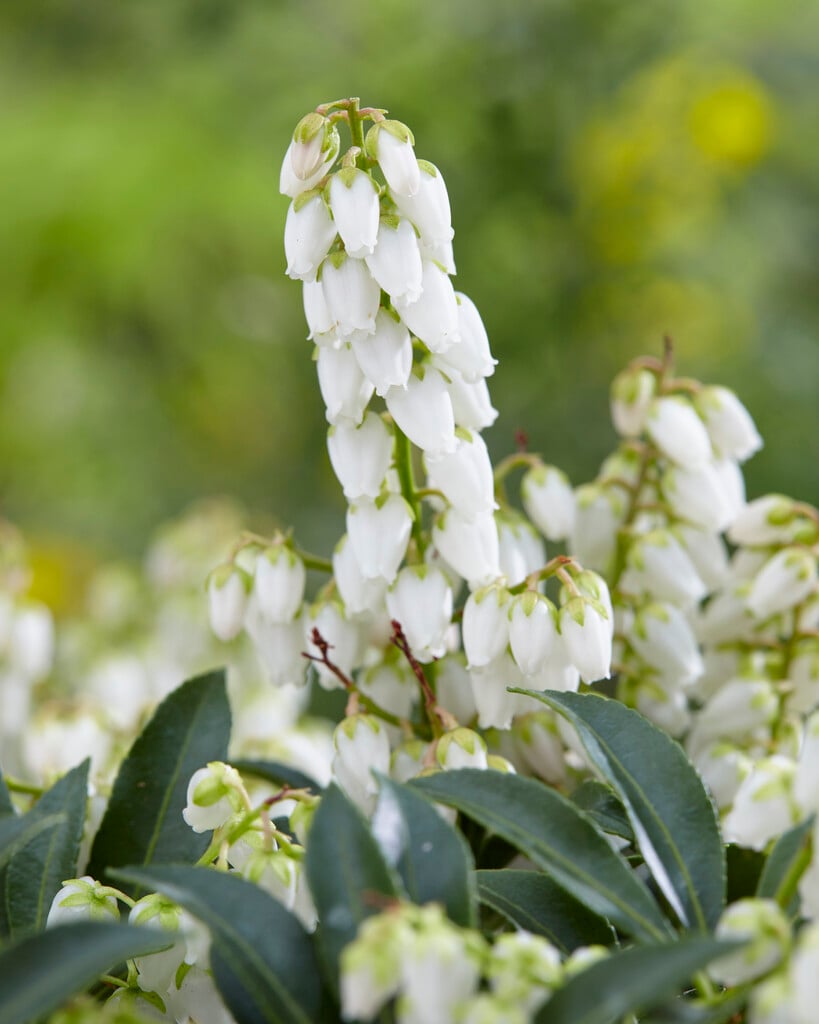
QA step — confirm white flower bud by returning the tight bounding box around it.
[688,678,777,756]
[425,429,497,521]
[488,930,562,1014]
[47,876,120,928]
[386,366,456,455]
[521,465,576,542]
[497,511,546,587]
[674,525,729,591]
[559,596,612,684]
[630,601,704,685]
[369,120,420,197]
[661,462,734,532]
[695,386,763,463]
[395,260,460,354]
[610,366,656,437]
[279,117,340,197]
[470,651,525,730]
[568,485,624,575]
[445,371,499,431]
[328,168,380,258]
[317,343,374,425]
[347,495,413,583]
[434,653,477,725]
[723,756,799,850]
[387,565,453,663]
[434,292,496,382]
[351,308,413,397]
[284,191,337,281]
[320,252,381,339]
[713,457,747,522]
[364,217,423,304]
[328,412,394,501]
[332,534,388,616]
[332,714,391,815]
[728,494,812,548]
[390,159,453,243]
[645,396,712,468]
[746,547,817,621]
[302,277,337,343]
[182,763,240,833]
[508,592,558,677]
[462,581,511,668]
[207,565,248,642]
[433,509,501,589]
[692,741,752,809]
[253,545,305,623]
[340,912,406,1022]
[711,899,790,987]
[436,728,489,770]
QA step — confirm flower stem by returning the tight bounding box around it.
[394,424,426,557]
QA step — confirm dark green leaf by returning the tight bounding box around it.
[533,935,738,1024]
[476,870,615,952]
[642,991,749,1024]
[412,770,669,942]
[0,813,66,872]
[373,775,476,927]
[571,780,634,841]
[0,921,169,1024]
[231,759,321,794]
[725,844,766,904]
[522,690,725,932]
[0,771,13,817]
[113,864,321,1024]
[87,670,230,890]
[6,759,89,936]
[305,784,398,993]
[757,816,814,915]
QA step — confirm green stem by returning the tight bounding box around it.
[293,549,333,574]
[4,776,43,797]
[774,828,813,910]
[394,425,425,557]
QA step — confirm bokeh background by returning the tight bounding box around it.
[2,0,818,613]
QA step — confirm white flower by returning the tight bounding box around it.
[434,292,497,382]
[320,253,381,338]
[728,494,807,548]
[522,465,576,542]
[629,602,704,686]
[445,371,499,430]
[696,585,756,645]
[713,457,746,522]
[434,653,478,725]
[386,565,453,663]
[723,756,799,850]
[395,260,460,354]
[513,712,567,785]
[711,899,790,987]
[746,547,817,621]
[624,528,707,607]
[317,344,374,425]
[424,429,497,521]
[661,461,734,532]
[390,160,453,243]
[165,964,234,1024]
[207,565,248,642]
[674,525,729,591]
[497,512,546,587]
[332,534,388,616]
[559,596,612,684]
[610,366,656,437]
[305,600,364,689]
[302,277,337,343]
[365,217,423,304]
[508,592,558,677]
[433,509,501,589]
[488,930,562,1013]
[359,659,416,720]
[645,396,712,468]
[695,386,763,463]
[284,191,337,281]
[370,120,420,197]
[279,119,340,197]
[794,710,819,816]
[462,581,511,668]
[340,913,408,1021]
[9,603,54,680]
[687,678,778,757]
[328,168,380,258]
[332,714,392,815]
[351,308,413,397]
[245,602,308,687]
[470,651,526,730]
[328,412,394,501]
[568,485,624,575]
[347,494,413,583]
[436,728,489,770]
[253,545,305,623]
[47,876,120,927]
[421,236,456,274]
[386,367,456,455]
[182,764,239,834]
[693,742,752,809]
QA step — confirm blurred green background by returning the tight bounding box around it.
[1,0,817,611]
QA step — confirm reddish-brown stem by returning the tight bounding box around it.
[390,620,455,735]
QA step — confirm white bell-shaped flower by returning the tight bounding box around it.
[386,565,453,663]
[332,534,388,616]
[433,653,477,725]
[424,429,496,521]
[462,581,511,668]
[746,547,817,621]
[245,601,307,688]
[9,603,54,680]
[713,457,746,522]
[359,659,416,720]
[302,278,338,344]
[610,366,656,437]
[711,899,790,988]
[512,712,567,785]
[435,292,496,382]
[332,714,392,815]
[370,120,420,197]
[284,192,337,281]
[253,545,305,624]
[386,366,456,455]
[661,461,734,532]
[522,465,576,542]
[390,160,453,244]
[305,600,364,690]
[497,512,546,587]
[445,370,499,430]
[47,876,120,928]
[279,120,340,198]
[182,763,240,834]
[420,236,456,274]
[436,728,488,770]
[645,396,713,468]
[695,386,763,463]
[695,585,755,646]
[630,602,704,685]
[568,485,624,575]
[693,741,752,810]
[624,528,707,608]
[346,494,413,583]
[327,412,393,501]
[433,509,500,589]
[365,217,423,304]
[470,651,525,730]
[794,711,819,817]
[508,592,559,677]
[728,494,807,548]
[328,168,380,259]
[351,308,413,397]
[317,344,374,425]
[320,252,381,338]
[559,596,612,684]
[395,260,460,354]
[687,678,777,757]
[723,756,799,851]
[674,525,729,591]
[207,565,248,642]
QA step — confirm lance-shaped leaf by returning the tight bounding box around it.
[571,779,634,842]
[0,921,170,1024]
[757,815,814,915]
[7,759,89,936]
[373,775,476,927]
[521,689,725,932]
[232,759,322,794]
[0,813,65,872]
[305,784,398,992]
[113,864,321,1024]
[533,935,739,1024]
[412,770,669,942]
[0,770,13,817]
[87,669,230,889]
[476,870,615,952]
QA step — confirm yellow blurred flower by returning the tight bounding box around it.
[689,75,774,168]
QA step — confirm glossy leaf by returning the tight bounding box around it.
[523,689,725,932]
[757,816,814,914]
[476,870,615,952]
[232,758,322,794]
[87,669,230,889]
[113,864,321,1024]
[7,759,89,936]
[533,935,738,1024]
[571,779,634,841]
[0,813,65,872]
[412,769,669,942]
[305,784,398,992]
[0,921,169,1024]
[373,775,476,927]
